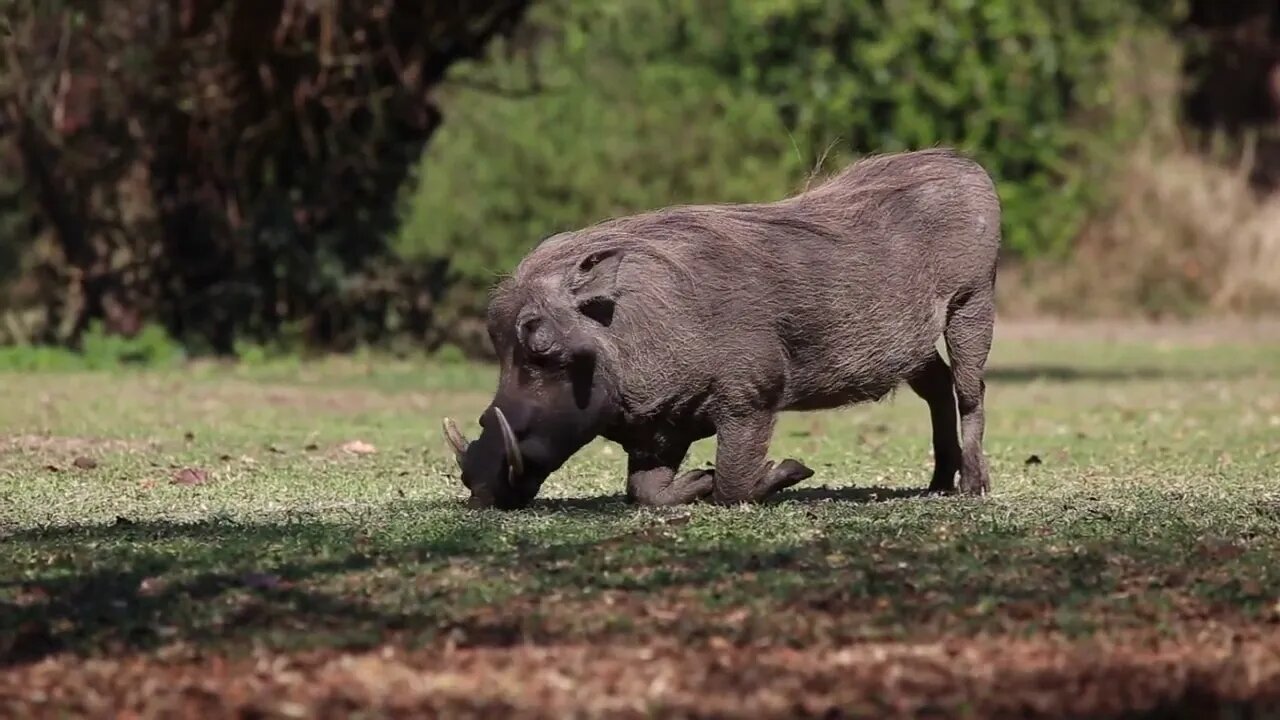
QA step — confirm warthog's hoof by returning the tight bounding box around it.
[751,458,815,501]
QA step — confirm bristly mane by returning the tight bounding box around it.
[491,146,983,313]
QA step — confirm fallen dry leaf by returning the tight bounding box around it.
[137,577,166,597]
[341,440,377,455]
[171,468,211,486]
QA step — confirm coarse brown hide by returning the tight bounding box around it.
[443,148,1000,509]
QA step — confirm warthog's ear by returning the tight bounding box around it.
[569,249,623,327]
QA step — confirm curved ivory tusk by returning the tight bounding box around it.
[441,417,469,464]
[492,406,524,483]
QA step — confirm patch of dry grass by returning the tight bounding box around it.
[1002,141,1280,319]
[1000,27,1280,320]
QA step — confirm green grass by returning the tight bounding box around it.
[2,326,1279,670]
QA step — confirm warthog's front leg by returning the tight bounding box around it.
[710,412,814,505]
[625,442,713,506]
[752,458,815,500]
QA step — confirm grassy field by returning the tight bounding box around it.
[2,320,1279,718]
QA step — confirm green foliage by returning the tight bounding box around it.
[401,62,803,285]
[686,0,1183,256]
[399,0,1183,350]
[397,0,807,325]
[79,322,185,369]
[431,343,470,366]
[0,322,183,371]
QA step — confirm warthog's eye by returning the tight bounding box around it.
[518,316,559,362]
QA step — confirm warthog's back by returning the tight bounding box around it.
[508,148,1000,417]
[766,148,1001,409]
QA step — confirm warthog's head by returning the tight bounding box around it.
[442,244,625,509]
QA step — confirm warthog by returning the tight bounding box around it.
[443,147,999,509]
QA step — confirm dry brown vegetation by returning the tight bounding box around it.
[1004,143,1280,319]
[5,627,1280,719]
[998,23,1280,321]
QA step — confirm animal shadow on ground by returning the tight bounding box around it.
[984,364,1248,383]
[0,485,964,666]
[528,485,929,511]
[768,485,931,504]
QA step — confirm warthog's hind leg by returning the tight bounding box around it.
[944,287,995,496]
[908,350,962,493]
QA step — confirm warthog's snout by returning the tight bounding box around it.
[442,406,535,509]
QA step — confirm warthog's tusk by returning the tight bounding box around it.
[492,406,524,485]
[441,417,469,464]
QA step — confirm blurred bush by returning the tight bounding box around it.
[5,0,1275,358]
[0,0,530,353]
[398,0,1184,352]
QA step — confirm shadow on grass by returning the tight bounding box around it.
[528,494,632,512]
[529,485,931,511]
[0,515,490,665]
[1,489,1267,667]
[770,486,932,504]
[985,364,1258,384]
[0,486,931,664]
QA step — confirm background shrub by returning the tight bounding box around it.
[3,0,1277,358]
[397,0,1186,353]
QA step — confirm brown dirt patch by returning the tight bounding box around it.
[4,627,1280,718]
[0,434,157,461]
[993,318,1280,345]
[186,380,491,420]
[185,382,425,415]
